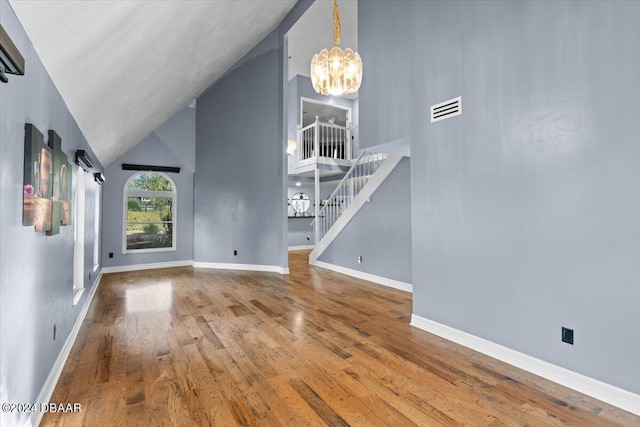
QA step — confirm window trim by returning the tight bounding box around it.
[73,167,86,305]
[122,172,177,254]
[93,184,101,272]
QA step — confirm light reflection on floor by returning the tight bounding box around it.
[309,268,324,290]
[125,281,173,313]
[292,311,305,334]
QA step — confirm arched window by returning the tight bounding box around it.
[123,172,176,253]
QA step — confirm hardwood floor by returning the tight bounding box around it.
[43,251,639,426]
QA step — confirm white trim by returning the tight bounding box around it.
[93,184,101,269]
[410,314,640,416]
[102,260,291,275]
[288,245,314,251]
[123,171,177,254]
[311,260,412,293]
[296,157,354,168]
[123,246,177,255]
[73,167,85,303]
[102,260,193,274]
[194,262,289,275]
[71,287,85,306]
[30,272,103,427]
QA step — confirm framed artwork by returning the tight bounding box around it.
[23,124,72,235]
[23,124,46,227]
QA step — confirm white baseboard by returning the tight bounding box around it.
[101,260,194,274]
[29,272,103,427]
[194,262,289,275]
[288,245,314,251]
[102,260,290,275]
[311,260,412,293]
[410,314,640,416]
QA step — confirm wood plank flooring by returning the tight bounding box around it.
[42,251,640,426]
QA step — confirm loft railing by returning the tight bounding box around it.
[311,151,388,242]
[298,116,352,163]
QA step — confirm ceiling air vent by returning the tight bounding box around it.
[431,96,461,123]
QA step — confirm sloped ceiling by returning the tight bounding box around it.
[9,0,297,166]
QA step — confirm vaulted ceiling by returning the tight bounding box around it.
[9,0,297,166]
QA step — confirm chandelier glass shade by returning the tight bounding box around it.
[311,47,362,96]
[310,0,362,96]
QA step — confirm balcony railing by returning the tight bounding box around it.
[297,117,352,165]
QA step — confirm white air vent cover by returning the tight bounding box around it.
[431,96,462,123]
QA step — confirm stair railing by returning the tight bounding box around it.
[312,151,388,242]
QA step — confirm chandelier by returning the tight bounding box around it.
[310,0,362,96]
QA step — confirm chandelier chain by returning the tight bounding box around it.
[333,0,341,46]
[310,0,361,96]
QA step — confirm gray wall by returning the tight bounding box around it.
[195,30,286,268]
[360,0,640,394]
[101,109,195,268]
[154,106,196,172]
[193,0,314,269]
[0,1,102,424]
[288,217,314,247]
[318,158,412,284]
[352,97,359,155]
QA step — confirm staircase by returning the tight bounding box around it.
[309,151,402,263]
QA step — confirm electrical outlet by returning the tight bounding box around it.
[109,252,114,258]
[561,327,574,345]
[53,324,57,340]
[357,256,363,264]
[233,250,238,256]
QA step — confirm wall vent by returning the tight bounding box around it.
[431,96,462,123]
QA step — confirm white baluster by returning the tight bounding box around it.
[314,116,319,161]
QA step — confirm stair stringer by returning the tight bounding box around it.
[309,154,403,263]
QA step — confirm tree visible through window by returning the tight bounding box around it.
[124,172,176,252]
